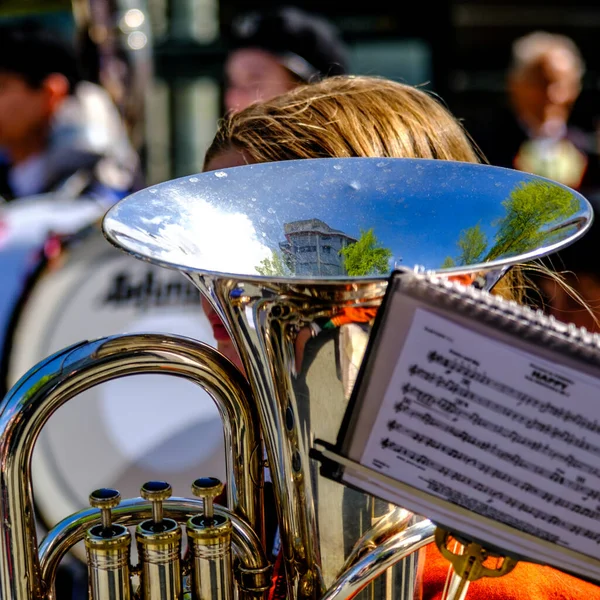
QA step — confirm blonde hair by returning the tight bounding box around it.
[204,76,549,305]
[205,76,482,166]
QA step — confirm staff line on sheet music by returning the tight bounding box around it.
[385,415,600,502]
[379,436,600,543]
[425,350,600,435]
[425,478,560,544]
[398,383,600,478]
[406,367,600,457]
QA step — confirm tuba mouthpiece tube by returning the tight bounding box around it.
[320,520,436,600]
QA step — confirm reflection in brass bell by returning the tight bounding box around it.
[85,488,132,600]
[95,158,593,600]
[187,477,233,600]
[137,481,182,600]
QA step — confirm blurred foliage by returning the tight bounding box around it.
[0,0,71,17]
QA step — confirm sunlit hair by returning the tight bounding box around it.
[205,76,482,166]
[205,75,572,307]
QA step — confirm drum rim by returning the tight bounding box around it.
[1,225,101,542]
[2,225,224,547]
[0,224,98,397]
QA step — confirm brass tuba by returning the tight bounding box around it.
[0,158,592,600]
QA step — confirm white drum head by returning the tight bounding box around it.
[6,230,225,561]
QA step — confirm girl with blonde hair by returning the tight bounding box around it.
[205,75,480,168]
[201,75,598,600]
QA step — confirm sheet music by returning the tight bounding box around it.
[360,308,600,560]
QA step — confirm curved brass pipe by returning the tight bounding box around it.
[0,333,263,600]
[341,507,413,569]
[39,497,271,600]
[322,521,435,600]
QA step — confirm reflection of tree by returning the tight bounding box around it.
[484,180,578,261]
[457,223,487,264]
[340,228,393,276]
[255,250,292,276]
[441,180,578,269]
[441,256,456,269]
[23,374,53,402]
[441,223,487,268]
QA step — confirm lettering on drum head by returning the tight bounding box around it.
[101,270,201,310]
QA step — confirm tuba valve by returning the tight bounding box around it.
[85,488,132,600]
[136,481,183,600]
[187,477,234,600]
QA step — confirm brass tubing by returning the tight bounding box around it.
[187,515,233,600]
[341,507,413,569]
[39,498,271,600]
[136,519,182,600]
[0,333,263,600]
[85,524,132,600]
[320,520,435,600]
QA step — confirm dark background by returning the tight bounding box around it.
[151,0,600,178]
[2,0,600,180]
[156,0,600,115]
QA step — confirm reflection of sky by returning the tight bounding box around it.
[104,158,591,280]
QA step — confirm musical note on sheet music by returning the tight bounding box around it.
[360,309,600,558]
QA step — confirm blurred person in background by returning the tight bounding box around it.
[0,21,144,420]
[0,20,142,206]
[471,31,600,196]
[224,6,349,114]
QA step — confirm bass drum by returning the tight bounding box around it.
[4,225,225,562]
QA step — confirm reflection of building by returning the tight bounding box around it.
[280,219,357,276]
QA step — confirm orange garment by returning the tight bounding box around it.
[422,542,600,599]
[447,274,476,286]
[329,307,379,327]
[328,275,474,328]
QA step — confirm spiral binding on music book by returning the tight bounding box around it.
[314,267,600,587]
[399,269,600,365]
